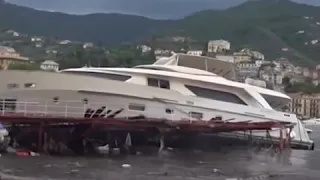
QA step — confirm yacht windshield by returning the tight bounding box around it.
[260,93,291,112]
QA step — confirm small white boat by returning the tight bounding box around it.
[0,123,9,152]
[303,118,320,126]
[306,128,313,134]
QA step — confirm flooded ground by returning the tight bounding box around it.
[1,126,320,180]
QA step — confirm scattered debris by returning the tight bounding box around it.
[213,168,224,175]
[122,164,131,168]
[311,39,318,44]
[147,172,168,176]
[16,150,40,157]
[70,169,79,173]
[296,30,305,34]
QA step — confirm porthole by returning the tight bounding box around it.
[25,83,36,88]
[83,98,88,104]
[165,108,173,114]
[53,97,59,103]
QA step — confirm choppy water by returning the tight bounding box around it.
[1,126,320,180]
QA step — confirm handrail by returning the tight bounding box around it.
[0,97,293,126]
[0,97,182,121]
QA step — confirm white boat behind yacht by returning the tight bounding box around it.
[303,118,320,126]
[0,53,314,150]
[0,123,9,152]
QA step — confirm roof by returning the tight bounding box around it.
[42,60,59,65]
[150,54,237,80]
[64,65,290,101]
[135,65,217,76]
[62,54,290,101]
[0,46,16,53]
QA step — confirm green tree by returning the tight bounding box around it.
[8,63,40,70]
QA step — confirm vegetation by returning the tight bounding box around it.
[177,0,320,66]
[53,44,155,69]
[284,76,320,93]
[7,63,40,70]
[1,0,320,67]
[0,2,173,47]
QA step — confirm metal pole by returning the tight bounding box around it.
[65,101,68,118]
[38,122,44,152]
[1,99,4,116]
[279,127,283,152]
[24,100,27,116]
[44,101,48,116]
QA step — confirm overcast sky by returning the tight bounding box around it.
[5,0,320,19]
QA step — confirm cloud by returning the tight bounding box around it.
[4,0,320,19]
[4,0,245,18]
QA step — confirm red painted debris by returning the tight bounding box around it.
[0,113,292,133]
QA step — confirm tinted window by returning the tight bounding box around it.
[185,85,247,105]
[62,71,131,81]
[189,111,203,119]
[147,78,170,89]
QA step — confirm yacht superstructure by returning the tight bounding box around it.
[0,54,313,149]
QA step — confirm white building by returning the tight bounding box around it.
[208,40,230,53]
[59,40,71,45]
[251,51,265,60]
[83,43,94,49]
[237,63,259,77]
[154,49,172,56]
[216,54,235,63]
[40,60,59,72]
[255,60,270,68]
[240,49,264,60]
[187,50,203,56]
[31,37,42,42]
[137,45,151,53]
[245,78,266,88]
[35,42,42,48]
[260,71,283,85]
[6,30,19,37]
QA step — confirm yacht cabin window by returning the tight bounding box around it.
[147,78,170,89]
[7,83,19,89]
[189,111,203,119]
[185,85,247,105]
[62,71,131,81]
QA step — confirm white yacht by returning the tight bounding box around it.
[0,54,314,150]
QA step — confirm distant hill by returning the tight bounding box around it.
[178,0,320,66]
[0,1,175,46]
[1,0,320,66]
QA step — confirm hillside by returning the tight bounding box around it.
[1,0,320,65]
[0,1,175,46]
[178,0,320,66]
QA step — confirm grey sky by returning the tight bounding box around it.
[4,0,320,19]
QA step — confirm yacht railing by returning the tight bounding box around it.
[0,98,204,122]
[0,98,290,126]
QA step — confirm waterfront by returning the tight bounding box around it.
[1,126,320,180]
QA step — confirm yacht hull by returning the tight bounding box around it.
[0,70,313,148]
[0,89,313,147]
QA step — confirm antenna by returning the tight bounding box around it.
[205,58,208,71]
